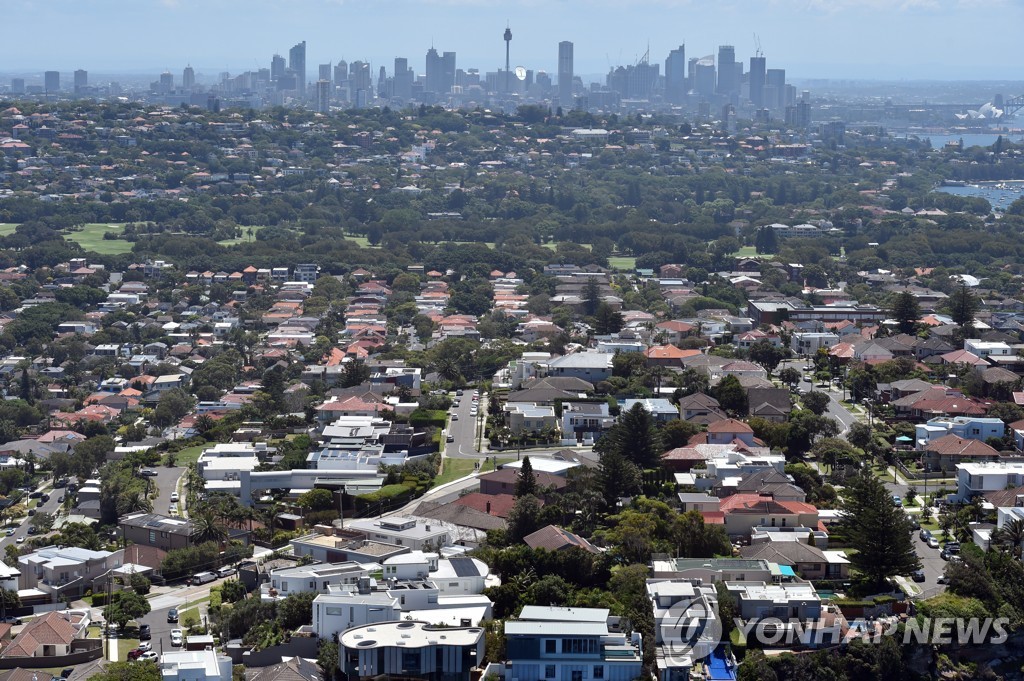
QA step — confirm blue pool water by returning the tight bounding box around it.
[707,647,736,681]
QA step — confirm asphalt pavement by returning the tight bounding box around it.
[148,464,184,517]
[0,480,65,550]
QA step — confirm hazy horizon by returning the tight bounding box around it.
[1,0,1021,82]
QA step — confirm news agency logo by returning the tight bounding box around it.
[661,594,723,666]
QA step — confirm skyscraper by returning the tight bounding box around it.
[664,45,686,104]
[159,71,174,94]
[749,55,766,108]
[716,45,736,96]
[425,48,442,94]
[10,78,24,95]
[766,68,786,110]
[393,57,413,101]
[44,71,60,93]
[334,60,348,87]
[271,55,286,82]
[289,40,307,96]
[694,56,715,99]
[319,63,332,82]
[441,52,456,94]
[558,41,574,106]
[315,79,331,114]
[182,65,195,91]
[73,69,87,94]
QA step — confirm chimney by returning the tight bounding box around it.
[486,501,491,514]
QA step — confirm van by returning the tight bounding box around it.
[190,571,218,585]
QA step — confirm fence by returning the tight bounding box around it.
[0,639,102,670]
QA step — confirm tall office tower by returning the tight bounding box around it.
[393,57,413,100]
[664,45,686,104]
[319,63,332,82]
[351,61,371,92]
[159,71,174,94]
[765,68,786,109]
[558,41,574,106]
[425,47,442,93]
[289,40,307,96]
[73,69,87,93]
[44,71,60,93]
[378,65,387,96]
[441,52,456,94]
[182,65,195,90]
[315,79,331,113]
[749,55,766,107]
[694,56,715,98]
[334,60,348,86]
[10,78,25,95]
[716,45,736,96]
[271,55,286,81]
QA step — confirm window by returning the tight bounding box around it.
[310,581,315,589]
[593,667,604,679]
[545,666,556,678]
[282,583,288,591]
[149,530,156,544]
[546,640,557,654]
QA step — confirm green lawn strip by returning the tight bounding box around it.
[608,256,636,271]
[117,638,141,659]
[0,224,18,237]
[216,225,272,246]
[166,444,207,467]
[63,223,133,255]
[433,458,478,487]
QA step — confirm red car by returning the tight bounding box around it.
[127,648,144,660]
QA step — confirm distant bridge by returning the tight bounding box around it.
[1004,95,1024,117]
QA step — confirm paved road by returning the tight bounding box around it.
[148,465,184,517]
[0,481,65,549]
[782,360,859,434]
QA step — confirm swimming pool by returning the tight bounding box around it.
[707,646,736,681]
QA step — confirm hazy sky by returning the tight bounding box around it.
[2,0,1021,81]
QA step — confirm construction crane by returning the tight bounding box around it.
[753,33,763,58]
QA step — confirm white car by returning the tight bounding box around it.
[170,629,183,647]
[137,641,152,652]
[15,537,24,544]
[170,492,179,502]
[140,651,158,661]
[926,537,940,549]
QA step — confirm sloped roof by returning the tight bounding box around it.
[523,525,599,554]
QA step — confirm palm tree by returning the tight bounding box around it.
[192,509,229,545]
[991,518,1024,559]
[119,490,153,516]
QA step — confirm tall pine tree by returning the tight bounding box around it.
[839,472,919,587]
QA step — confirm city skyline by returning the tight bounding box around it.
[0,0,1021,81]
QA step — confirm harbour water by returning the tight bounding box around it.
[934,180,1024,211]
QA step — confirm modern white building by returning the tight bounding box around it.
[953,461,1024,501]
[790,332,840,356]
[345,517,451,551]
[381,552,489,595]
[262,561,380,601]
[159,648,233,681]
[647,580,721,681]
[915,417,1005,450]
[504,606,643,681]
[339,621,485,681]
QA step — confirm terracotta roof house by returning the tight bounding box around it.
[923,434,1001,473]
[645,345,702,367]
[706,419,757,446]
[716,494,820,538]
[1,611,89,659]
[523,525,599,554]
[740,542,849,580]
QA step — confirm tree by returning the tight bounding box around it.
[802,390,830,416]
[811,437,861,472]
[947,284,979,329]
[748,341,786,377]
[129,572,151,596]
[991,517,1024,559]
[91,661,160,681]
[593,303,624,335]
[318,638,342,681]
[297,488,335,513]
[595,402,663,469]
[103,589,151,630]
[847,421,873,451]
[839,472,919,586]
[191,509,228,545]
[153,388,194,428]
[712,375,747,415]
[597,449,642,504]
[515,456,538,498]
[660,420,700,450]
[890,291,920,334]
[507,495,542,542]
[29,511,53,533]
[778,367,801,387]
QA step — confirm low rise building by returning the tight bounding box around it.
[339,621,484,681]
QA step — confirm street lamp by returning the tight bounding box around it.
[862,399,873,427]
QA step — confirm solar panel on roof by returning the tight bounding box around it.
[449,557,477,577]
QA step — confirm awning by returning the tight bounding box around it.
[778,565,797,577]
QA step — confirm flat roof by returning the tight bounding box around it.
[340,621,483,649]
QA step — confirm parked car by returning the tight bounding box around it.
[28,491,41,499]
[190,571,218,586]
[170,629,183,647]
[217,566,237,578]
[167,608,179,623]
[4,529,13,537]
[170,492,179,502]
[451,414,458,421]
[127,648,145,660]
[927,537,940,549]
[892,495,903,507]
[937,575,949,584]
[0,616,22,624]
[912,569,926,583]
[139,624,151,640]
[26,526,36,535]
[446,435,454,443]
[139,651,158,661]
[27,509,34,517]
[15,537,24,544]
[136,641,152,651]
[140,469,158,477]
[40,494,49,503]
[919,529,932,541]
